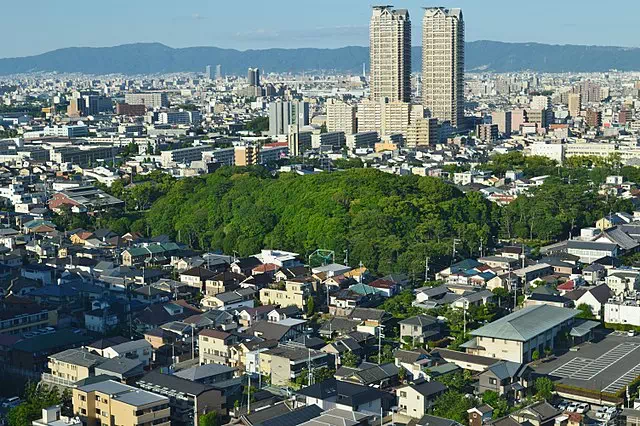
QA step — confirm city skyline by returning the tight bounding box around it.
[3,0,640,58]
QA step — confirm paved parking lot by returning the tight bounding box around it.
[535,333,640,394]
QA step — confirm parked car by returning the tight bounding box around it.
[2,397,20,408]
[595,407,607,418]
[576,403,590,414]
[567,402,579,413]
[558,401,569,411]
[628,330,636,337]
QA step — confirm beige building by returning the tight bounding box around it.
[259,279,311,310]
[568,93,582,118]
[261,344,329,386]
[327,99,357,135]
[73,380,170,426]
[491,111,512,137]
[422,7,465,128]
[406,118,439,148]
[357,99,383,133]
[397,381,447,418]
[370,6,411,103]
[357,99,425,138]
[465,305,578,363]
[45,349,105,387]
[198,329,239,366]
[234,144,259,166]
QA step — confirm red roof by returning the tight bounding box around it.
[369,279,396,289]
[253,263,279,273]
[557,280,575,291]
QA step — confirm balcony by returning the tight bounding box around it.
[134,407,170,424]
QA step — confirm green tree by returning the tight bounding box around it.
[314,367,336,383]
[341,351,360,368]
[306,296,315,317]
[576,303,595,319]
[198,411,220,426]
[534,377,554,401]
[532,350,540,361]
[433,391,476,425]
[7,383,64,426]
[482,391,510,418]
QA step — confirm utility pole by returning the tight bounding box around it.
[247,374,251,414]
[378,326,384,365]
[308,348,312,386]
[424,257,429,283]
[191,324,195,360]
[463,302,467,336]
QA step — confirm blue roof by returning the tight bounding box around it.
[451,259,482,273]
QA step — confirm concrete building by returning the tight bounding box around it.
[32,406,81,426]
[465,305,579,363]
[586,109,602,128]
[327,99,357,135]
[476,124,499,142]
[288,129,312,157]
[356,99,383,133]
[160,145,211,167]
[198,329,239,366]
[491,111,512,137]
[346,131,378,151]
[234,144,260,166]
[73,380,170,426]
[370,6,412,103]
[124,92,169,109]
[259,280,311,310]
[604,299,640,327]
[406,118,439,148]
[261,344,329,386]
[136,371,226,425]
[568,93,582,118]
[269,100,310,136]
[311,131,345,151]
[422,7,465,128]
[44,125,89,138]
[247,68,260,87]
[158,110,201,125]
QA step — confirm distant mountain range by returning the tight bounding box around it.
[1,41,640,75]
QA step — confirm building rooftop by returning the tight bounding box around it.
[470,305,578,342]
[77,380,167,407]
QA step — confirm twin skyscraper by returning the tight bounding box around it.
[370,6,465,128]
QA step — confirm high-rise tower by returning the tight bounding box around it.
[422,7,465,128]
[369,6,412,103]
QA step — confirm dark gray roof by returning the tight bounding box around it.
[174,363,236,381]
[418,414,461,426]
[296,378,388,407]
[137,371,214,396]
[410,380,447,397]
[567,240,617,251]
[400,314,438,327]
[485,361,527,380]
[95,357,143,376]
[258,404,323,426]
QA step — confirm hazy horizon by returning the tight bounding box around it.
[2,0,640,58]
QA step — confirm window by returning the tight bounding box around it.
[95,395,100,401]
[400,391,406,398]
[95,409,101,415]
[79,395,86,401]
[80,409,86,415]
[489,378,497,385]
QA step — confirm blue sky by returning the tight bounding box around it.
[2,0,639,58]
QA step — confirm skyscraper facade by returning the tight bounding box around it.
[205,65,213,80]
[369,6,411,103]
[422,7,465,128]
[248,68,261,87]
[215,64,222,80]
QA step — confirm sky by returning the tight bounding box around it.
[2,0,640,58]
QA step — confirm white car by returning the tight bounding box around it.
[558,401,569,411]
[628,330,636,337]
[595,407,607,419]
[566,402,579,413]
[576,403,590,414]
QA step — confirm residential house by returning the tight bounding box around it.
[605,270,640,295]
[582,263,606,283]
[509,400,561,426]
[397,380,448,419]
[179,267,218,291]
[204,271,244,296]
[476,361,532,401]
[101,339,153,367]
[44,348,105,387]
[564,284,612,319]
[399,315,441,345]
[334,361,399,388]
[237,305,276,327]
[261,344,329,386]
[231,257,263,276]
[259,280,311,310]
[201,288,256,311]
[296,378,391,415]
[267,306,302,323]
[524,293,572,309]
[198,329,239,366]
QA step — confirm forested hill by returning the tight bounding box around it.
[3,41,640,75]
[144,167,495,275]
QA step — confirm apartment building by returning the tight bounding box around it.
[406,118,439,148]
[73,380,170,426]
[124,92,169,109]
[160,145,211,167]
[465,305,578,363]
[260,344,329,386]
[491,111,512,137]
[326,99,357,135]
[604,299,640,327]
[422,7,465,128]
[370,6,412,103]
[0,295,58,335]
[346,131,378,151]
[44,348,105,387]
[259,279,312,310]
[311,131,345,151]
[137,371,226,425]
[198,329,239,365]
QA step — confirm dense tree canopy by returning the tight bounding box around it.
[144,167,496,275]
